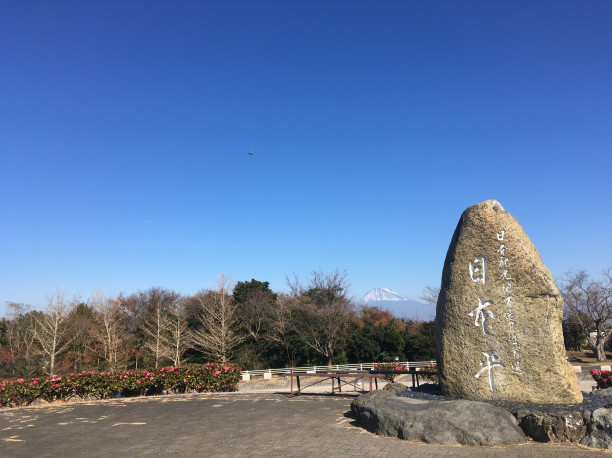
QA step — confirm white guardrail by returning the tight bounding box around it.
[240,361,436,377]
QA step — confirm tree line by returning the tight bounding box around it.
[0,271,435,378]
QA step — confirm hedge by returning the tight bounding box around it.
[0,362,240,408]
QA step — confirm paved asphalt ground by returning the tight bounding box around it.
[0,372,607,457]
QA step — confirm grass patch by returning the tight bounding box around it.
[567,350,612,365]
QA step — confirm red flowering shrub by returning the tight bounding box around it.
[39,375,73,402]
[421,364,438,384]
[159,366,190,394]
[0,378,41,407]
[0,363,241,409]
[373,362,409,381]
[591,369,612,389]
[69,371,121,399]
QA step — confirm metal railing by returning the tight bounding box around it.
[240,361,436,377]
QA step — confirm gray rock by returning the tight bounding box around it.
[383,382,409,394]
[581,430,612,449]
[354,396,526,446]
[434,200,582,404]
[350,390,394,417]
[519,411,585,443]
[592,387,612,397]
[591,408,612,434]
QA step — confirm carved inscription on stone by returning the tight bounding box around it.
[434,200,582,404]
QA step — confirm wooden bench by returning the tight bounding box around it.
[281,371,386,397]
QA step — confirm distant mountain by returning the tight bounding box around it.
[358,288,436,321]
[361,288,406,302]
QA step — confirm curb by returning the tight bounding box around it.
[572,365,612,372]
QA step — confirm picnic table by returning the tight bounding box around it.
[281,371,386,397]
[368,369,438,387]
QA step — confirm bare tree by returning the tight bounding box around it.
[138,288,182,368]
[264,293,300,367]
[288,270,354,366]
[89,289,126,370]
[33,291,77,375]
[163,299,192,366]
[420,286,440,305]
[4,302,38,362]
[560,269,612,361]
[141,296,167,369]
[191,275,245,362]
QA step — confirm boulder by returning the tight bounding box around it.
[582,408,612,448]
[580,408,612,450]
[581,431,612,449]
[591,387,612,397]
[434,200,582,404]
[383,382,409,394]
[591,408,612,434]
[350,390,395,417]
[518,410,586,443]
[354,396,526,446]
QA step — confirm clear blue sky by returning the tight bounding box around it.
[1,1,611,315]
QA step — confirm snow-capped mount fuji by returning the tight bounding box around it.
[358,288,436,321]
[361,288,407,302]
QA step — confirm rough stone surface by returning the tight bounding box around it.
[356,387,612,449]
[354,396,526,446]
[581,408,612,450]
[383,382,410,394]
[350,389,394,416]
[434,200,582,404]
[591,387,612,397]
[591,408,612,434]
[581,430,612,449]
[518,410,586,443]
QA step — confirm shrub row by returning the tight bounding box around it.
[0,362,240,408]
[422,363,438,384]
[373,362,410,381]
[372,362,438,383]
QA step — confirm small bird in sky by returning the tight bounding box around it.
[248,151,254,156]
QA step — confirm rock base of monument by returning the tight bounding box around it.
[350,383,612,450]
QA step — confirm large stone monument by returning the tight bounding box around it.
[434,200,582,404]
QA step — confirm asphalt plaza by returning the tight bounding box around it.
[0,390,608,457]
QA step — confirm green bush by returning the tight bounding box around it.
[0,363,241,409]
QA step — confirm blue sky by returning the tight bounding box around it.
[1,1,611,315]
